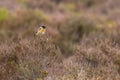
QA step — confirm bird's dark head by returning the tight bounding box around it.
[41,26,46,29]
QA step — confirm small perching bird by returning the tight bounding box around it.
[35,25,46,36]
[35,25,49,41]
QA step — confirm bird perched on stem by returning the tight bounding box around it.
[35,25,46,36]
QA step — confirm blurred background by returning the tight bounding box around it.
[0,0,120,80]
[0,0,119,39]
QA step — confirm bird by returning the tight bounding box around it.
[35,25,46,36]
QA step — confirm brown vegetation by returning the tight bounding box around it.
[0,0,120,80]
